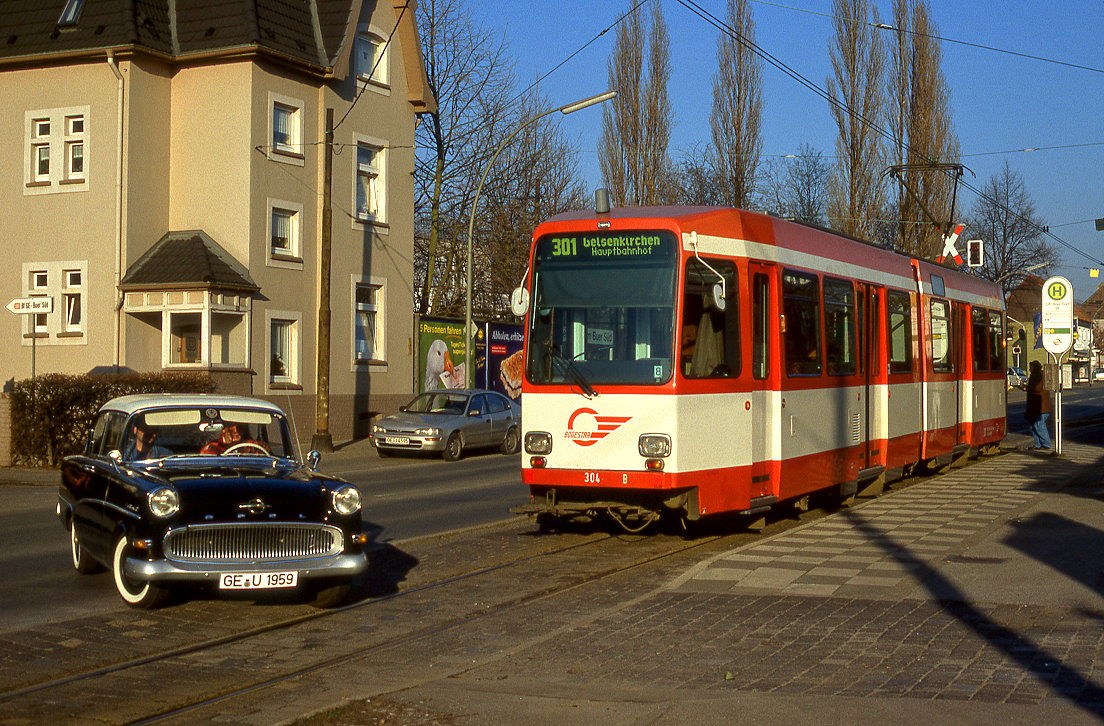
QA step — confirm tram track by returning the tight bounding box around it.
[0,521,747,725]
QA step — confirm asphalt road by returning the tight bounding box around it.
[0,450,523,633]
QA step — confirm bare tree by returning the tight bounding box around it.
[710,0,762,208]
[826,0,887,241]
[671,143,726,206]
[757,144,831,225]
[414,0,515,317]
[967,161,1059,298]
[474,92,589,319]
[887,0,960,257]
[599,0,673,206]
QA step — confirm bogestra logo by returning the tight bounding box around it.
[565,407,632,447]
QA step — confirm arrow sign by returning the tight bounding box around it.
[6,297,53,314]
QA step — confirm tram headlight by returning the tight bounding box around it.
[638,434,671,458]
[524,431,552,455]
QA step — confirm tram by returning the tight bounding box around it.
[509,203,1006,531]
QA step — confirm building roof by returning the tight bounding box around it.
[0,0,362,72]
[119,230,259,292]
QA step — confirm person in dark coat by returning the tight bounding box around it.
[1025,360,1052,450]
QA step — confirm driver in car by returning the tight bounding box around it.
[200,424,264,455]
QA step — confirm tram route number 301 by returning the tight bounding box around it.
[583,472,630,485]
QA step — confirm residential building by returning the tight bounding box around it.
[0,0,435,446]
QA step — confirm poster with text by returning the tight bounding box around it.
[417,318,466,393]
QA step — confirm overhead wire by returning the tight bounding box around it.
[672,0,1103,268]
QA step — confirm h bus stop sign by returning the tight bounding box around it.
[1040,276,1073,356]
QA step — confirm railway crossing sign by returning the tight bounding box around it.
[1040,276,1074,355]
[935,224,965,265]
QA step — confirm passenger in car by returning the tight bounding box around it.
[123,422,171,461]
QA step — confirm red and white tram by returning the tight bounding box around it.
[510,205,1006,530]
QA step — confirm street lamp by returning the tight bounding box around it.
[462,90,616,388]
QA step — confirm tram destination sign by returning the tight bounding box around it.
[1040,275,1074,355]
[540,232,673,261]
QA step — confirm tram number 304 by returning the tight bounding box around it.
[583,472,631,484]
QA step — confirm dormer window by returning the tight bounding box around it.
[58,0,85,27]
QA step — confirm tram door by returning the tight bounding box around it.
[749,262,780,498]
[858,283,885,472]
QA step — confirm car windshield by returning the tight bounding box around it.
[121,408,295,462]
[404,392,470,414]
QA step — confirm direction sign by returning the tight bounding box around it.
[6,297,53,314]
[1040,276,1073,355]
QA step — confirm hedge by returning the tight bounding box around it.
[9,372,216,467]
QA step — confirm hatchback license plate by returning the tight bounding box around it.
[219,572,298,590]
[383,436,410,445]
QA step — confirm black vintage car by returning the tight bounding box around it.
[58,394,368,609]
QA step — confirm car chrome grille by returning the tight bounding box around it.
[163,523,343,563]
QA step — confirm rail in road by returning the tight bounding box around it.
[0,521,749,724]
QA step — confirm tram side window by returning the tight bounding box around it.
[681,258,739,378]
[971,307,989,372]
[930,298,953,373]
[988,310,1003,371]
[752,273,770,379]
[887,290,912,374]
[783,270,821,375]
[824,278,856,375]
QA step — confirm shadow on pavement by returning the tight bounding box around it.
[843,489,1104,721]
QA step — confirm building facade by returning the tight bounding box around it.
[0,0,435,444]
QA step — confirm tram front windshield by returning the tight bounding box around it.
[527,230,677,387]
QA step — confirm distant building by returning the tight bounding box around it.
[0,0,435,443]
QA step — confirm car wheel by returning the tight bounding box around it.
[500,426,520,455]
[112,536,171,609]
[70,524,102,574]
[443,432,463,461]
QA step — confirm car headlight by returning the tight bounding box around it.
[415,427,440,436]
[148,487,180,517]
[372,424,383,433]
[524,431,552,455]
[638,434,671,457]
[332,484,362,515]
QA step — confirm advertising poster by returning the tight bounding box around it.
[478,322,524,400]
[417,317,466,393]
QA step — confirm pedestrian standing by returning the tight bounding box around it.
[1025,360,1052,450]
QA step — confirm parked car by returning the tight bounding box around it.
[58,394,368,609]
[370,388,520,461]
[1095,368,1104,382]
[1006,367,1028,390]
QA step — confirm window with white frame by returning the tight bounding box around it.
[21,261,87,342]
[354,281,384,363]
[65,115,85,180]
[272,103,299,154]
[270,206,298,257]
[25,107,89,192]
[355,142,385,223]
[355,31,388,86]
[62,269,82,332]
[269,318,299,384]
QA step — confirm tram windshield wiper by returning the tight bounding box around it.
[550,348,598,398]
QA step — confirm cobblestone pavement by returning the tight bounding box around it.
[266,442,1104,725]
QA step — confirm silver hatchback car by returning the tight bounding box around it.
[370,389,521,461]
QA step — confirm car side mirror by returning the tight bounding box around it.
[468,410,481,417]
[306,450,321,471]
[108,449,123,470]
[399,406,408,412]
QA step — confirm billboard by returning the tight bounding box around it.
[477,322,524,400]
[417,318,466,393]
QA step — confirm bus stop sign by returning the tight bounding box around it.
[1040,276,1074,355]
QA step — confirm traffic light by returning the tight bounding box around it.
[966,239,984,268]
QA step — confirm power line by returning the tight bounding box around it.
[750,0,1104,74]
[673,0,1104,268]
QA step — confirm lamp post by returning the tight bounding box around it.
[462,90,616,388]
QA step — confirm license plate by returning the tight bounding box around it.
[219,571,298,590]
[383,436,410,445]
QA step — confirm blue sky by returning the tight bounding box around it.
[466,0,1104,300]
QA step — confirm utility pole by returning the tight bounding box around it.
[312,108,334,453]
